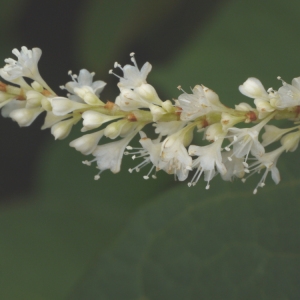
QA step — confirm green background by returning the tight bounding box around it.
[1,0,300,299]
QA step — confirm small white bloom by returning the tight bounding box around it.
[126,131,162,179]
[158,126,194,181]
[154,120,186,136]
[188,137,226,189]
[280,130,300,152]
[239,77,269,100]
[225,126,265,164]
[64,69,106,100]
[9,107,44,126]
[25,90,44,108]
[69,130,104,155]
[115,88,149,111]
[51,116,79,140]
[225,113,274,164]
[82,110,122,132]
[235,102,254,112]
[177,85,223,121]
[51,97,90,116]
[41,111,70,129]
[261,125,299,147]
[221,150,245,181]
[73,86,103,106]
[1,99,26,117]
[149,104,166,122]
[92,131,137,175]
[244,146,285,194]
[277,77,300,109]
[254,98,275,119]
[134,83,162,105]
[111,53,152,89]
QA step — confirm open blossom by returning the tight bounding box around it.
[111,53,152,90]
[243,146,285,194]
[126,131,162,179]
[188,137,226,189]
[177,85,225,121]
[221,150,245,181]
[63,69,106,101]
[277,77,300,109]
[87,131,139,178]
[225,113,274,165]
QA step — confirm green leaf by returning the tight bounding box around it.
[70,179,300,300]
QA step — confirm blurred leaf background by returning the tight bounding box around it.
[1,0,300,299]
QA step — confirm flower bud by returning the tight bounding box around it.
[281,131,300,152]
[81,110,121,132]
[104,119,128,139]
[239,77,268,99]
[149,104,165,122]
[74,86,103,106]
[69,130,104,155]
[51,97,89,116]
[235,102,253,111]
[135,83,162,105]
[51,118,75,140]
[9,107,43,126]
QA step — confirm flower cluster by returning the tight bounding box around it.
[1,47,300,193]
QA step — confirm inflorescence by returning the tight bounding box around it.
[1,47,300,193]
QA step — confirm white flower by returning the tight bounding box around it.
[243,146,285,194]
[261,124,299,147]
[277,77,300,109]
[235,102,254,111]
[82,111,122,132]
[127,129,193,181]
[177,85,224,121]
[149,104,166,122]
[188,137,226,189]
[51,97,90,116]
[221,150,245,181]
[225,114,274,165]
[254,98,275,119]
[69,130,104,155]
[226,126,265,163]
[134,83,162,105]
[41,111,70,129]
[73,86,104,106]
[0,46,54,93]
[153,120,186,136]
[110,53,152,89]
[115,88,149,111]
[239,77,269,100]
[158,126,194,181]
[280,130,300,152]
[64,69,106,100]
[91,131,137,176]
[9,107,44,126]
[51,116,80,140]
[1,99,26,117]
[126,131,162,179]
